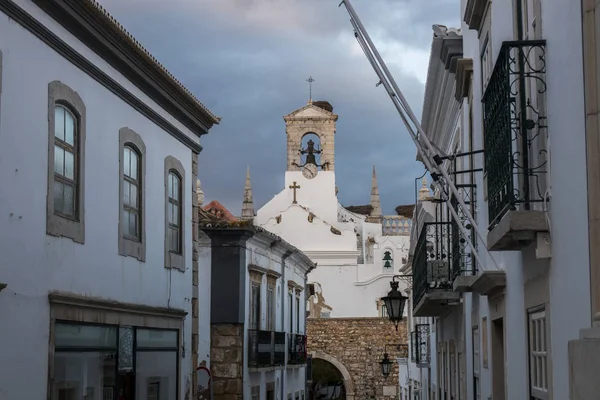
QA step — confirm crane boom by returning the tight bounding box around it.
[340,0,499,272]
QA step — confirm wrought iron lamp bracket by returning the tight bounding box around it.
[391,274,412,287]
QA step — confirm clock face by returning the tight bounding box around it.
[302,163,318,179]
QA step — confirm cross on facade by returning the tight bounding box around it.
[306,76,315,101]
[289,181,301,204]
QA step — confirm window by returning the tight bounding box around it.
[123,146,141,240]
[473,327,480,400]
[528,308,548,399]
[52,323,178,400]
[296,295,300,333]
[47,81,86,243]
[250,282,261,330]
[289,291,294,332]
[267,286,275,330]
[266,386,275,400]
[118,128,146,261]
[251,385,260,400]
[164,156,186,270]
[381,304,388,318]
[166,172,181,253]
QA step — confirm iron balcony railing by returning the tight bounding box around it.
[482,40,548,229]
[288,333,307,364]
[248,330,286,368]
[450,185,477,281]
[413,222,455,308]
[410,324,431,366]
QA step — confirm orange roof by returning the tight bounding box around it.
[203,200,238,222]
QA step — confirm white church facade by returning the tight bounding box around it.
[254,100,412,319]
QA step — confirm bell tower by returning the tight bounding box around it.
[283,100,338,172]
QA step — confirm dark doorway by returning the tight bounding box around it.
[491,318,506,400]
[310,359,346,400]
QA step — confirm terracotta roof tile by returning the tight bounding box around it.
[203,200,238,222]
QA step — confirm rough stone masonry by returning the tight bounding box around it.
[307,317,408,399]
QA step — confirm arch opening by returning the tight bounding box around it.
[300,132,323,168]
[309,351,355,400]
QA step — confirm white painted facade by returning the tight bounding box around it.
[0,1,218,399]
[197,216,313,400]
[244,236,312,400]
[405,0,589,398]
[255,102,411,319]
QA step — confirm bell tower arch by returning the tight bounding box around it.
[283,100,338,172]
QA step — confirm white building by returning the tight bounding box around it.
[255,100,412,319]
[0,1,219,399]
[403,0,589,396]
[197,201,315,400]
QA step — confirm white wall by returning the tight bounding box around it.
[242,237,309,400]
[0,3,197,398]
[458,0,590,399]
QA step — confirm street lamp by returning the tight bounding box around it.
[382,277,409,331]
[379,353,392,378]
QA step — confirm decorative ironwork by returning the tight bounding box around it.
[408,325,430,366]
[482,40,548,229]
[288,333,307,364]
[274,332,286,366]
[410,331,418,364]
[413,221,454,308]
[450,184,477,280]
[248,330,277,367]
[118,326,133,372]
[416,324,430,366]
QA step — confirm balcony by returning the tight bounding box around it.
[410,324,430,367]
[248,330,286,368]
[288,333,307,365]
[413,222,460,317]
[482,40,549,251]
[450,186,478,292]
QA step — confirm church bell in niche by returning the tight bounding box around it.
[284,96,338,172]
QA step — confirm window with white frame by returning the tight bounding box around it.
[288,291,294,332]
[266,285,275,331]
[250,281,261,330]
[118,127,146,261]
[528,307,548,399]
[164,157,185,270]
[295,295,301,333]
[473,326,480,400]
[47,81,86,244]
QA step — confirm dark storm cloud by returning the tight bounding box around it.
[98,0,460,215]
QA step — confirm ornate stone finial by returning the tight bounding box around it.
[196,178,204,206]
[419,177,431,201]
[241,166,255,221]
[369,165,382,221]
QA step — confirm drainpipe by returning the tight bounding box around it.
[281,250,293,400]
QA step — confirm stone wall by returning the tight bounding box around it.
[307,317,408,399]
[211,324,244,400]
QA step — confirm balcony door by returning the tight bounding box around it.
[515,0,547,212]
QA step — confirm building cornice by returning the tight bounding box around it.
[30,0,220,135]
[463,0,489,31]
[454,58,474,101]
[49,291,187,318]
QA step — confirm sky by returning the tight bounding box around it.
[98,0,460,215]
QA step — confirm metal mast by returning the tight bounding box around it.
[339,0,499,271]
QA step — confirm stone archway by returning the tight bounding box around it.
[310,350,356,400]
